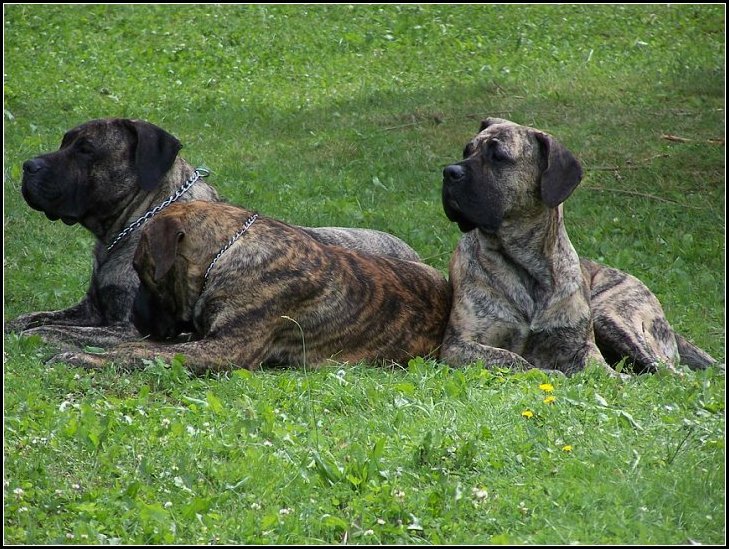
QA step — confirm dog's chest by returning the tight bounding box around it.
[473,247,547,319]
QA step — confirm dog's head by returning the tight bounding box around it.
[131,201,252,340]
[131,205,202,340]
[442,117,583,233]
[21,118,182,227]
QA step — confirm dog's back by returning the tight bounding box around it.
[130,201,452,371]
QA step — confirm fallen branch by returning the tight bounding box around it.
[585,186,704,209]
[662,133,692,143]
[381,121,421,132]
[585,153,670,172]
[587,166,631,171]
[661,134,725,145]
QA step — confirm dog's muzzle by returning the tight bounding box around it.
[441,162,498,233]
[442,163,469,223]
[21,157,51,212]
[21,156,81,225]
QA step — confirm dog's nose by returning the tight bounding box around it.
[443,164,466,183]
[22,158,47,174]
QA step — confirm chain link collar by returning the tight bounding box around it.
[202,213,259,291]
[106,168,210,252]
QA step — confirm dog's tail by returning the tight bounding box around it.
[675,333,718,370]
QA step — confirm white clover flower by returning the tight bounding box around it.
[472,487,488,500]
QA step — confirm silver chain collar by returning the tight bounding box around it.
[202,213,259,290]
[106,168,210,252]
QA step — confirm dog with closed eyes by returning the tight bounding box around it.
[440,117,716,375]
[50,200,452,373]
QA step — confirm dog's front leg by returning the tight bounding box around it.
[16,323,140,349]
[46,336,269,375]
[5,297,101,333]
[440,330,537,372]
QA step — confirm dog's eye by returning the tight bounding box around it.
[486,140,509,163]
[462,143,476,158]
[75,139,95,155]
[60,131,78,149]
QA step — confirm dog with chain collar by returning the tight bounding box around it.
[6,118,423,349]
[54,200,452,373]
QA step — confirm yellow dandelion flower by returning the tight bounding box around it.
[562,445,573,452]
[521,410,534,419]
[543,395,556,405]
[539,383,554,393]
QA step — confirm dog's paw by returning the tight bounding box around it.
[4,314,37,334]
[46,351,108,369]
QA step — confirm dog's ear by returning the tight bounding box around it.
[479,117,510,132]
[135,216,185,282]
[534,131,583,207]
[123,119,182,191]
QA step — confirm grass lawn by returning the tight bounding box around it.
[3,4,725,544]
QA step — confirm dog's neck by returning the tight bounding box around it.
[201,213,259,292]
[95,158,200,253]
[478,205,581,291]
[176,204,261,297]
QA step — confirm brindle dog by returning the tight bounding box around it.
[440,117,715,375]
[6,118,421,348]
[582,259,716,372]
[51,201,452,373]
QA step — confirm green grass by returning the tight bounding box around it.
[4,337,725,544]
[3,4,725,544]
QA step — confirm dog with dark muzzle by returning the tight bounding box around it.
[6,118,423,349]
[440,117,716,375]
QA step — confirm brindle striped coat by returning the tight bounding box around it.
[54,201,451,373]
[441,117,715,375]
[6,118,424,349]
